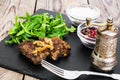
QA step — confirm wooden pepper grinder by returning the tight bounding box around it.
[91,17,119,71]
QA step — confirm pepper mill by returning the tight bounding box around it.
[91,17,119,71]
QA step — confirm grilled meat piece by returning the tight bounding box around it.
[50,37,71,60]
[18,37,71,65]
[18,41,48,65]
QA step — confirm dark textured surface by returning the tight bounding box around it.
[0,9,120,80]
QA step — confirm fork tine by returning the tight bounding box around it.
[41,60,64,76]
[41,61,64,76]
[41,60,64,72]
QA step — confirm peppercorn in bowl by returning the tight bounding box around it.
[77,23,97,49]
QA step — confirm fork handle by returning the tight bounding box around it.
[81,71,120,79]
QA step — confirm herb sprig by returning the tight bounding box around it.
[5,12,75,45]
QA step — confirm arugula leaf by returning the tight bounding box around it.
[5,12,76,45]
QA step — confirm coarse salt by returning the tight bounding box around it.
[68,6,100,20]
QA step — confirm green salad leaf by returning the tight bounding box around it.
[5,12,76,45]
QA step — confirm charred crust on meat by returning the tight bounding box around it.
[18,37,71,65]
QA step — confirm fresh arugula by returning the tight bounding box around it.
[5,12,76,45]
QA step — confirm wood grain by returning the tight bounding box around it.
[36,0,88,13]
[88,0,120,26]
[0,0,36,41]
[0,68,23,80]
[24,75,39,80]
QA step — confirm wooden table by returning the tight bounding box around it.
[0,0,120,80]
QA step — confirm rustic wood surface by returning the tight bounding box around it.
[0,0,120,80]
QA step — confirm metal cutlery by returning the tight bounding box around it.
[41,60,120,80]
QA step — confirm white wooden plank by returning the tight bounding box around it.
[0,0,36,41]
[36,0,88,13]
[88,0,120,26]
[24,75,39,80]
[0,68,23,80]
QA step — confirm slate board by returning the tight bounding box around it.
[0,9,120,80]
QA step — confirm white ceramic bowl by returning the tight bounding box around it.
[77,23,97,49]
[66,5,100,26]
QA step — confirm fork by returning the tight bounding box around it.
[41,60,120,80]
